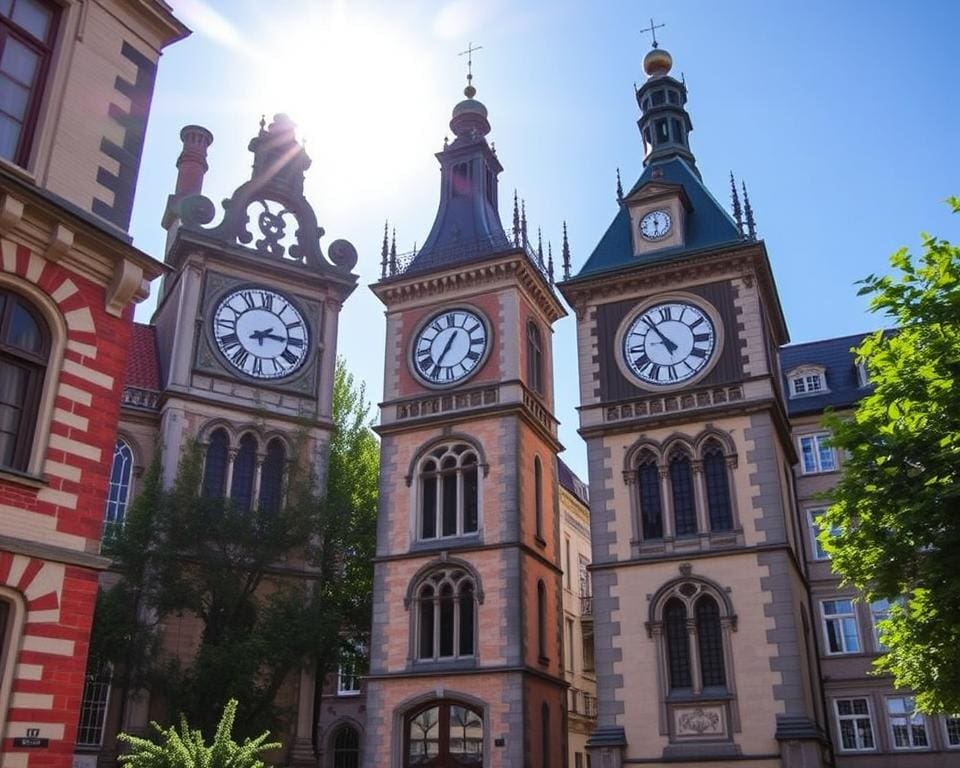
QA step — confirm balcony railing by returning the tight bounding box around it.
[568,688,598,719]
[580,595,593,617]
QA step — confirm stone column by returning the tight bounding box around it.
[289,664,318,767]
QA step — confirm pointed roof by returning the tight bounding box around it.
[573,158,743,280]
[124,323,161,391]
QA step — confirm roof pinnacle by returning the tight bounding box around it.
[561,221,571,280]
[459,41,483,98]
[730,173,744,237]
[742,181,756,239]
[616,168,625,205]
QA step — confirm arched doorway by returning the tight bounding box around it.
[330,723,360,768]
[404,700,483,766]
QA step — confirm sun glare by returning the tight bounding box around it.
[245,5,445,219]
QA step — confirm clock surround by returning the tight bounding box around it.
[408,306,492,389]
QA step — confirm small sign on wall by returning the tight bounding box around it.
[14,727,49,748]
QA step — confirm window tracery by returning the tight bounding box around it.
[414,566,477,662]
[418,442,480,540]
[201,427,288,512]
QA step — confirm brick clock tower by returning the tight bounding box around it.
[558,43,830,767]
[365,77,568,767]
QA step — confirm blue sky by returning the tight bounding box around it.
[132,0,960,479]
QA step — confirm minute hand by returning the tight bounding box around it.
[644,320,678,355]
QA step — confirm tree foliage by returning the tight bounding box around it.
[93,358,379,739]
[821,197,960,713]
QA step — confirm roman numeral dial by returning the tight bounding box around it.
[212,287,310,380]
[411,308,489,387]
[622,300,717,386]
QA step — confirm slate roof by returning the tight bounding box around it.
[575,157,744,279]
[778,331,878,417]
[558,457,589,506]
[125,323,161,391]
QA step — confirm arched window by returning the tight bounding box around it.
[230,433,257,511]
[202,428,229,497]
[537,579,547,660]
[703,441,733,531]
[534,455,543,540]
[669,449,697,536]
[405,700,483,766]
[637,452,663,540]
[541,703,551,768]
[696,595,726,688]
[0,288,49,471]
[527,321,543,394]
[415,567,476,661]
[664,598,691,689]
[331,724,360,768]
[103,440,134,534]
[258,438,285,514]
[419,443,480,540]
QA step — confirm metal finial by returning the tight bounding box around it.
[380,220,389,278]
[389,227,398,275]
[561,221,571,280]
[521,200,528,249]
[730,173,743,237]
[259,113,266,131]
[639,18,665,48]
[459,41,483,98]
[547,242,555,284]
[537,227,544,267]
[616,168,624,205]
[742,181,756,240]
[512,190,521,247]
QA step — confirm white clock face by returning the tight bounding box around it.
[622,301,716,386]
[213,287,309,379]
[639,209,673,241]
[412,308,489,386]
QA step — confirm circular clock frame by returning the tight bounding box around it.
[639,208,673,242]
[613,293,725,392]
[408,305,493,390]
[211,286,311,381]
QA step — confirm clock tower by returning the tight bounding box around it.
[558,42,830,767]
[364,77,568,767]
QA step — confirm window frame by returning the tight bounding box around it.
[807,506,834,561]
[0,0,60,168]
[336,640,366,696]
[942,715,960,749]
[403,699,484,766]
[417,443,481,542]
[526,320,543,395]
[102,438,134,536]
[821,598,861,655]
[798,432,837,475]
[413,567,477,663]
[833,697,876,752]
[76,658,112,747]
[886,695,930,751]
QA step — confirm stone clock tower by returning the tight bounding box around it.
[558,43,830,767]
[364,79,568,768]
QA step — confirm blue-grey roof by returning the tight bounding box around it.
[558,458,589,506]
[779,331,878,416]
[575,157,743,279]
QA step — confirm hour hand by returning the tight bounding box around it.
[437,330,458,366]
[645,322,678,354]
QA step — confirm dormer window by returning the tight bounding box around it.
[856,361,870,388]
[787,365,828,398]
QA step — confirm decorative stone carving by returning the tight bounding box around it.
[674,706,724,738]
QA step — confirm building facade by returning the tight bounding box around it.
[0,2,186,767]
[363,78,568,768]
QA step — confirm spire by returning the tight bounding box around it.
[742,181,756,239]
[634,29,698,176]
[512,190,521,247]
[547,242,555,285]
[561,221,571,280]
[730,173,744,237]
[537,227,544,267]
[389,227,397,274]
[521,200,528,248]
[380,220,389,278]
[616,168,624,205]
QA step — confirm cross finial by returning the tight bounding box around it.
[639,18,665,48]
[459,41,483,97]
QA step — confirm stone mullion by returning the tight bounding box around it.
[659,466,674,539]
[687,617,702,694]
[252,452,265,509]
[225,447,238,498]
[692,459,709,536]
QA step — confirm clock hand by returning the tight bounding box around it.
[261,333,286,342]
[643,320,678,355]
[436,330,458,366]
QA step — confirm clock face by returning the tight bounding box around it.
[412,308,489,386]
[622,301,716,386]
[212,287,309,379]
[639,209,673,241]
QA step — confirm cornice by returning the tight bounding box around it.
[371,251,566,323]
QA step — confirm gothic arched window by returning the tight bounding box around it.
[537,579,547,660]
[104,440,134,533]
[703,440,733,532]
[405,700,483,766]
[696,595,726,688]
[202,428,229,497]
[637,452,663,540]
[669,449,697,536]
[0,288,50,472]
[419,443,480,540]
[230,433,257,511]
[534,455,544,540]
[664,598,691,690]
[527,321,543,394]
[415,567,476,661]
[331,724,360,768]
[258,438,285,514]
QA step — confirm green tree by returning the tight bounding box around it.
[821,197,960,713]
[93,358,379,739]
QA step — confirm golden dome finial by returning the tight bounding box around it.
[639,18,672,77]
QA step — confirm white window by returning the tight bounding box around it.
[834,698,875,751]
[103,439,134,535]
[822,599,860,654]
[887,696,929,749]
[942,715,960,748]
[799,433,837,474]
[76,661,112,747]
[790,372,825,396]
[337,641,366,696]
[856,361,870,388]
[870,598,903,651]
[807,507,836,560]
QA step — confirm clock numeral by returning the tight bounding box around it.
[252,358,264,377]
[666,366,678,381]
[693,333,712,343]
[633,354,651,371]
[464,322,480,335]
[658,306,672,322]
[430,322,442,334]
[419,356,433,373]
[216,317,236,330]
[220,333,240,350]
[466,350,481,362]
[442,367,454,381]
[428,364,442,381]
[240,291,256,310]
[628,344,646,354]
[689,317,705,330]
[261,292,274,311]
[648,363,662,381]
[444,313,457,328]
[281,349,298,365]
[285,320,303,331]
[230,348,249,369]
[689,347,708,359]
[287,337,305,349]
